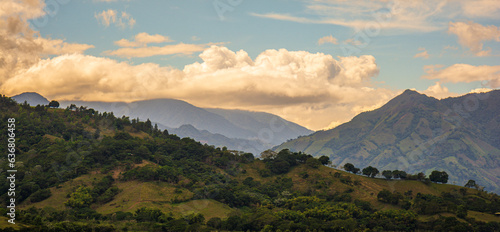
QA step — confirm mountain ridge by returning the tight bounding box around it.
[8,92,312,155]
[275,89,500,193]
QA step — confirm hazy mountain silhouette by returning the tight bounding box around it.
[55,98,312,155]
[11,92,50,106]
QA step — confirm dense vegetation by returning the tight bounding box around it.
[1,95,499,231]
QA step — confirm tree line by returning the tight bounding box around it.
[343,163,449,183]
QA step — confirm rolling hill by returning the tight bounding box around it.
[10,92,313,155]
[275,89,500,193]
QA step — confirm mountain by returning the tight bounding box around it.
[57,98,312,155]
[1,94,499,231]
[166,124,268,155]
[11,92,50,106]
[275,89,500,193]
[205,108,313,146]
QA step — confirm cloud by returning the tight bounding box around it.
[251,0,452,32]
[1,46,394,130]
[448,21,500,56]
[95,9,116,27]
[423,63,500,88]
[344,38,363,46]
[115,32,173,47]
[318,35,338,45]
[0,0,93,85]
[422,82,457,99]
[104,43,210,58]
[35,37,94,55]
[0,0,46,19]
[461,0,500,19]
[414,48,429,59]
[252,0,500,33]
[95,9,135,29]
[118,11,135,29]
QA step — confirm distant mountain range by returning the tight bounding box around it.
[275,89,500,193]
[11,92,313,155]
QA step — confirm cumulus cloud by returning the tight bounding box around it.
[448,21,500,56]
[1,45,394,130]
[318,35,338,45]
[0,0,93,85]
[414,47,429,59]
[422,82,457,99]
[423,64,500,88]
[115,32,173,47]
[95,9,135,29]
[0,0,46,19]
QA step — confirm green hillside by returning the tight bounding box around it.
[1,95,500,231]
[276,90,500,194]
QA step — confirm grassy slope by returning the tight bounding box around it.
[239,161,499,222]
[15,159,500,226]
[19,173,234,220]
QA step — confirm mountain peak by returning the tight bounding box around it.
[11,92,50,106]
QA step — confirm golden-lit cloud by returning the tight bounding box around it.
[104,43,210,58]
[422,82,458,99]
[448,21,500,56]
[1,46,396,130]
[0,0,46,19]
[95,9,135,29]
[35,37,94,55]
[414,48,429,59]
[423,64,500,88]
[0,0,93,85]
[318,35,338,45]
[115,32,173,47]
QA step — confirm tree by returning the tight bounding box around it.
[318,156,330,165]
[416,172,426,181]
[465,179,478,189]
[382,170,393,180]
[135,207,165,222]
[48,100,60,108]
[399,171,407,179]
[65,186,93,209]
[429,171,448,183]
[344,163,355,173]
[362,166,379,178]
[457,205,467,218]
[306,157,321,169]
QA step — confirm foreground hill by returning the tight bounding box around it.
[0,94,499,231]
[275,89,500,194]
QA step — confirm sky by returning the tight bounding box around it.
[1,0,499,130]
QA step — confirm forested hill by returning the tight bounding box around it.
[275,89,500,194]
[1,95,499,231]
